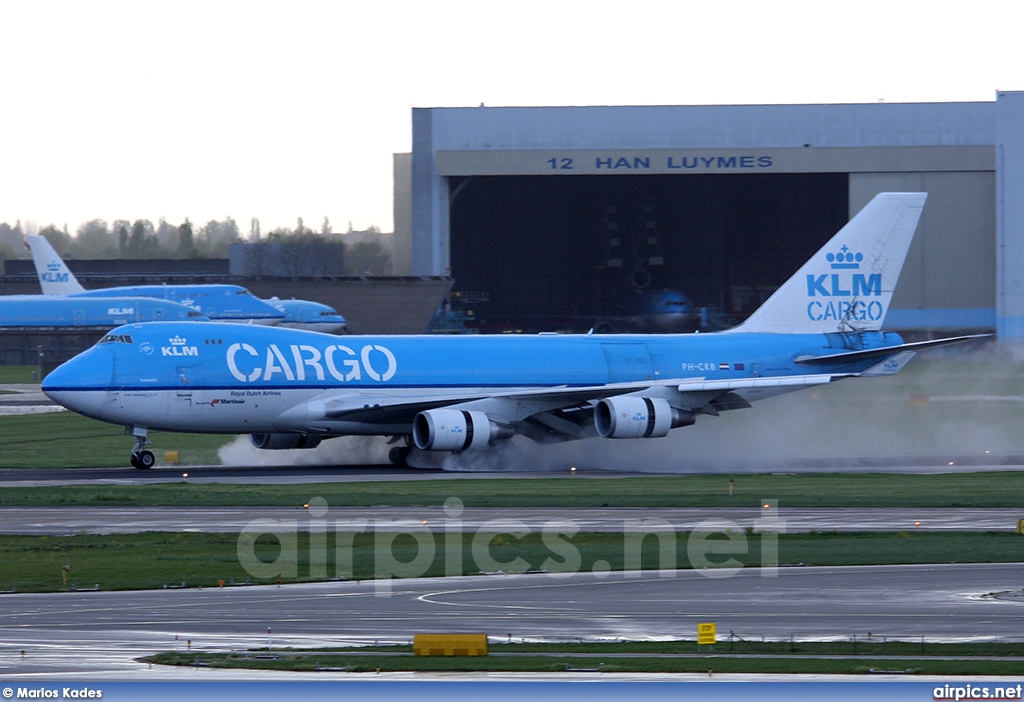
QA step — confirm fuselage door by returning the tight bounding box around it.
[177,364,200,400]
[169,362,204,422]
[601,342,654,383]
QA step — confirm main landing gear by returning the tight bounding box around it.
[388,445,411,466]
[387,436,412,466]
[127,426,155,470]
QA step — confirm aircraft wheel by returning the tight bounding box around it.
[132,450,155,470]
[388,446,410,467]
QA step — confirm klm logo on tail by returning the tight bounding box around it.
[806,246,883,323]
[40,261,70,284]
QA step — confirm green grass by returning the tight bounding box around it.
[3,471,1024,507]
[148,640,1024,675]
[0,365,38,383]
[333,639,1024,655]
[0,412,227,468]
[1,531,1021,593]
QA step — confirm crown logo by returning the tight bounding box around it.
[46,262,61,270]
[826,246,863,270]
[169,336,188,346]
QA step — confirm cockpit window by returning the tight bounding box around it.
[98,333,134,345]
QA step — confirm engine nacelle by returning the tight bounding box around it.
[249,433,323,450]
[412,409,513,451]
[594,396,695,439]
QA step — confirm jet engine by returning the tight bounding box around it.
[249,433,323,450]
[594,397,695,439]
[412,409,513,451]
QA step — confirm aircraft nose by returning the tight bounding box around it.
[42,351,113,418]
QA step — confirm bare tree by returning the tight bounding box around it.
[197,217,241,257]
[177,219,195,258]
[155,218,178,255]
[73,220,116,258]
[0,221,23,267]
[344,240,392,275]
[38,224,73,256]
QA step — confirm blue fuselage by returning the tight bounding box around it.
[0,296,207,328]
[74,285,283,324]
[42,321,905,436]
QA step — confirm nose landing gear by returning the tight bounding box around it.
[130,450,155,470]
[127,426,155,470]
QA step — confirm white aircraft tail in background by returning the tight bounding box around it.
[24,236,87,295]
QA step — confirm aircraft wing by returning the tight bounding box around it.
[318,379,678,424]
[287,371,853,440]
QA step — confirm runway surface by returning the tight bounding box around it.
[0,384,60,417]
[1,563,1023,680]
[1,506,1021,535]
[2,418,1023,681]
[4,454,1024,489]
[0,465,454,486]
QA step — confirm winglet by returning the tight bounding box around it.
[726,193,927,335]
[25,235,86,295]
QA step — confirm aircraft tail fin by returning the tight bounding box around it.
[726,192,927,335]
[25,235,86,295]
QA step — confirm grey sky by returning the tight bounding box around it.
[1,0,1019,235]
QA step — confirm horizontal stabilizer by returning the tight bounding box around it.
[859,351,917,377]
[794,334,991,365]
[676,374,840,392]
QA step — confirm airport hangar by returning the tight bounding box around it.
[393,90,1024,338]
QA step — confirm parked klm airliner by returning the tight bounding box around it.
[25,237,347,331]
[25,236,284,325]
[0,296,208,328]
[267,297,347,334]
[42,194,984,469]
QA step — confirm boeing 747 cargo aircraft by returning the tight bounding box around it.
[41,194,983,468]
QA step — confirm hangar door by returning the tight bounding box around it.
[448,173,848,332]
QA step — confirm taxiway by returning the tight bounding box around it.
[1,564,1023,680]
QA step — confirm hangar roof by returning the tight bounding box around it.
[418,102,996,150]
